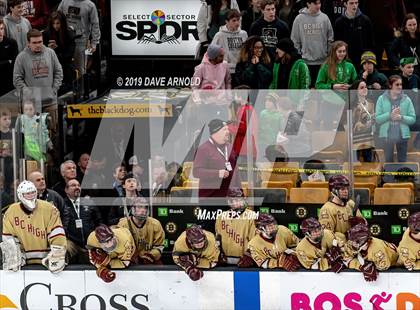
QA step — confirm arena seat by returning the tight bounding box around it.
[343,162,382,185]
[257,162,299,185]
[289,188,329,204]
[354,182,376,197]
[373,188,413,205]
[300,181,329,188]
[251,188,287,204]
[383,182,415,201]
[261,181,294,197]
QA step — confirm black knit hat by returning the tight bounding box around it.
[276,38,297,55]
[208,119,228,135]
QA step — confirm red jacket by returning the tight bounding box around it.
[228,104,258,158]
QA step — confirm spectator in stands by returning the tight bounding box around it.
[166,161,185,190]
[277,0,297,25]
[389,13,420,71]
[212,9,247,75]
[400,57,420,90]
[302,159,326,182]
[111,163,127,197]
[151,162,169,197]
[117,196,165,265]
[0,0,7,17]
[241,0,261,34]
[0,19,18,96]
[321,0,346,26]
[269,37,311,89]
[128,155,146,192]
[42,11,75,89]
[76,152,89,182]
[193,118,240,198]
[315,41,357,90]
[28,170,65,215]
[0,107,13,193]
[350,80,375,153]
[258,92,282,151]
[291,0,334,87]
[4,0,31,52]
[228,87,258,167]
[108,172,141,225]
[399,57,420,140]
[360,0,406,68]
[18,99,53,161]
[58,0,100,75]
[334,0,374,70]
[249,0,290,60]
[0,173,13,210]
[63,178,101,263]
[356,146,379,163]
[52,159,77,198]
[22,0,49,29]
[358,51,389,90]
[196,0,240,58]
[375,75,416,162]
[192,43,231,90]
[13,29,63,102]
[234,36,272,89]
[264,144,289,162]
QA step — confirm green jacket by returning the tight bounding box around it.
[375,92,416,139]
[270,59,311,89]
[315,60,357,89]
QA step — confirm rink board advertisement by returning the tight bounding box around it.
[111,0,201,56]
[0,270,419,309]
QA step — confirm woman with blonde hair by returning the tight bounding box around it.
[234,36,272,89]
[315,40,357,90]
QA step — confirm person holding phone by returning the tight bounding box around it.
[42,11,75,89]
[234,36,272,89]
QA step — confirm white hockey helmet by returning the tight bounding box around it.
[17,180,37,211]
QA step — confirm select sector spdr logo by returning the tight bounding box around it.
[0,294,17,309]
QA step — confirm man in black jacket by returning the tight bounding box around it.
[63,178,102,264]
[335,0,374,71]
[28,171,65,216]
[250,0,290,60]
[0,19,18,96]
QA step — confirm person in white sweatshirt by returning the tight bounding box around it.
[212,9,247,74]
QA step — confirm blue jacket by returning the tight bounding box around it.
[375,91,416,139]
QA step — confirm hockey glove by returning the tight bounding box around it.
[330,260,346,273]
[325,245,342,265]
[186,266,204,281]
[280,254,301,271]
[97,266,116,283]
[89,248,111,266]
[237,250,255,268]
[360,261,378,282]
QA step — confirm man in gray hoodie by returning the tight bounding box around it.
[3,0,32,52]
[58,0,100,75]
[291,0,333,87]
[212,9,248,74]
[13,29,63,102]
